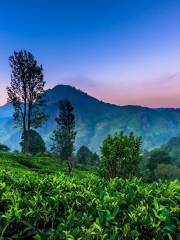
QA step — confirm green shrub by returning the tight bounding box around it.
[0,168,179,239]
[99,132,142,178]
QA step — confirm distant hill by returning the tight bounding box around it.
[1,84,180,152]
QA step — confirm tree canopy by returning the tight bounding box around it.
[147,149,172,171]
[20,129,46,155]
[76,146,99,165]
[7,50,47,153]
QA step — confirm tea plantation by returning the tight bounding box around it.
[0,153,180,239]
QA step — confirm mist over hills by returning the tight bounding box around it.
[1,84,180,152]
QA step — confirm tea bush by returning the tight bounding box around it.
[0,168,180,239]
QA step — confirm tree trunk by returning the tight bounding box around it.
[26,103,32,154]
[67,156,73,175]
[23,123,28,154]
[23,111,28,154]
[23,81,28,154]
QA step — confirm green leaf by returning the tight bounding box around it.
[123,223,130,236]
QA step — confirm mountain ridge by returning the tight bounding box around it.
[1,84,180,152]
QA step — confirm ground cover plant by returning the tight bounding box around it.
[0,153,180,239]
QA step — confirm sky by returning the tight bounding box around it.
[0,0,180,107]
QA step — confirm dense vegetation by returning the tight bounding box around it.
[143,143,180,181]
[0,153,180,239]
[162,134,180,166]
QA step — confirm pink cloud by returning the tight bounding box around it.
[92,73,180,108]
[1,73,180,108]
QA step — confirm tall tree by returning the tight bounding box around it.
[7,50,47,153]
[51,100,76,174]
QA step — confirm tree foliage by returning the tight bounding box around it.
[0,144,10,152]
[76,145,99,165]
[154,164,180,180]
[161,134,180,166]
[147,149,172,171]
[51,100,76,174]
[7,50,47,153]
[20,129,46,155]
[100,132,142,178]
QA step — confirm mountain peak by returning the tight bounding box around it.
[46,84,107,106]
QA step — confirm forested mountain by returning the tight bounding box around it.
[1,84,180,152]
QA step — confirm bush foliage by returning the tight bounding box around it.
[99,132,142,178]
[0,168,179,239]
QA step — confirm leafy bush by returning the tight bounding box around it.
[99,132,142,178]
[0,169,179,239]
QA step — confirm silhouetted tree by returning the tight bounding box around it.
[7,50,47,154]
[20,129,46,155]
[51,100,76,174]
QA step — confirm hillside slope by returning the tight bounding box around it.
[1,84,180,152]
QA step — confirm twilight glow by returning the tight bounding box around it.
[0,0,180,107]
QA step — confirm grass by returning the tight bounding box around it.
[0,152,97,176]
[0,152,63,174]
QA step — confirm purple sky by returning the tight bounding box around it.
[0,0,180,107]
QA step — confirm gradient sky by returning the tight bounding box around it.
[0,0,180,107]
